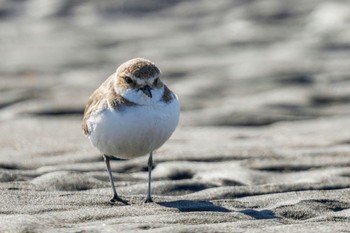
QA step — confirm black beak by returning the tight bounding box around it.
[140,85,152,98]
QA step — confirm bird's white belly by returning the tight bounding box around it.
[88,100,179,158]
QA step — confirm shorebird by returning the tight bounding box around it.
[82,58,180,204]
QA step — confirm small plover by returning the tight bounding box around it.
[82,58,180,204]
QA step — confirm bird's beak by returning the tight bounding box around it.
[140,85,152,98]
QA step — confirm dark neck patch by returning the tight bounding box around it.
[162,85,174,103]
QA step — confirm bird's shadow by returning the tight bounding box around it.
[158,200,230,212]
[239,209,279,219]
[158,200,279,219]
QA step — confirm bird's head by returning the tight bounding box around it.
[115,58,163,99]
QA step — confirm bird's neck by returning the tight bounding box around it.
[116,87,165,106]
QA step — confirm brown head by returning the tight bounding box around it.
[115,58,163,98]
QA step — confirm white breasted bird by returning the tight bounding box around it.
[82,58,180,204]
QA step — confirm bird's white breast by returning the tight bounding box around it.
[87,92,180,159]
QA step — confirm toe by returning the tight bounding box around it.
[110,196,129,205]
[144,197,153,203]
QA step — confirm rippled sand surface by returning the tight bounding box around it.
[1,1,350,232]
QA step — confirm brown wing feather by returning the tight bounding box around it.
[82,83,108,135]
[82,74,137,135]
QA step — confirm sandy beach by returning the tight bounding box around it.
[1,0,350,232]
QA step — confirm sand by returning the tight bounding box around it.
[1,0,350,232]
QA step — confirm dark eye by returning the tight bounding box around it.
[154,78,159,85]
[125,76,133,84]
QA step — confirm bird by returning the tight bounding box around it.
[82,58,180,204]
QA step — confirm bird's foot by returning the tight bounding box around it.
[110,194,129,205]
[144,196,153,203]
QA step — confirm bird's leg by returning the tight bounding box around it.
[103,154,128,205]
[145,151,153,203]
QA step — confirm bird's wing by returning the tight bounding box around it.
[82,74,115,135]
[82,73,136,135]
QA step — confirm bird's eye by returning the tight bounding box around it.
[154,78,159,86]
[125,76,133,84]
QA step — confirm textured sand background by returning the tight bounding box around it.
[1,0,350,232]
